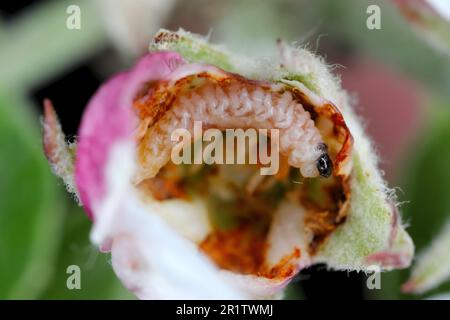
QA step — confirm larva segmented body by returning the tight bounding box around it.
[136,76,331,181]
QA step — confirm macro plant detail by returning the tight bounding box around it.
[42,28,414,299]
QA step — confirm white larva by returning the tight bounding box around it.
[137,80,331,180]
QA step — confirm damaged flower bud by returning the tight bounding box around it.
[42,28,414,299]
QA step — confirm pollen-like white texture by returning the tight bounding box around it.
[137,80,324,181]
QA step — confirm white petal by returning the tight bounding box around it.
[266,200,311,268]
[90,142,245,299]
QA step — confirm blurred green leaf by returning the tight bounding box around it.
[40,205,135,300]
[312,0,450,101]
[375,101,450,299]
[0,92,133,299]
[0,0,107,91]
[0,92,64,299]
[214,0,450,101]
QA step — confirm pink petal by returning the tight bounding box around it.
[365,251,412,269]
[75,52,185,217]
[75,72,131,217]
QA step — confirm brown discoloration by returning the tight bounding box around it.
[133,82,175,128]
[132,66,354,277]
[133,72,272,130]
[261,248,301,279]
[133,71,352,178]
[299,174,350,254]
[199,225,268,275]
[200,225,300,279]
[153,30,180,45]
[305,211,346,254]
[133,73,282,176]
[274,155,290,181]
[286,88,353,253]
